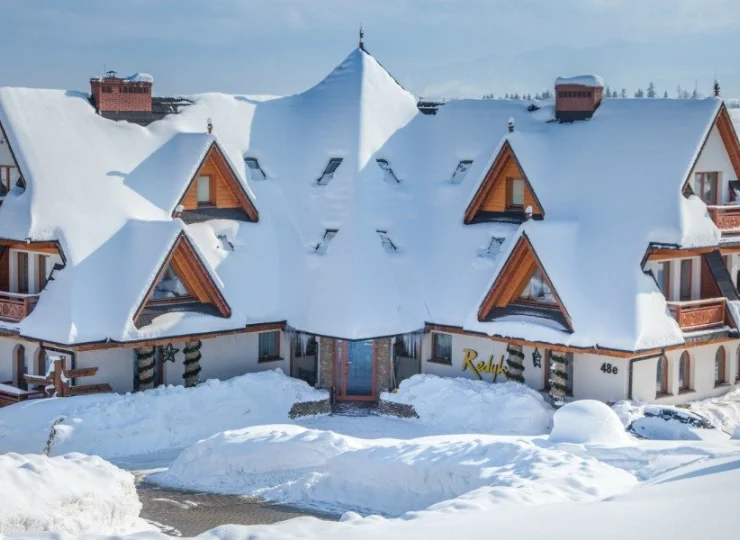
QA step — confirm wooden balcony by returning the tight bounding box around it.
[707,205,740,234]
[667,298,727,332]
[0,292,39,323]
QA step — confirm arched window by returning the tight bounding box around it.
[678,351,690,391]
[13,344,27,390]
[715,346,726,386]
[35,348,49,377]
[656,356,668,395]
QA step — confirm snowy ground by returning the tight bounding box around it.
[1,372,740,539]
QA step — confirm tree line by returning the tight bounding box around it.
[483,82,712,100]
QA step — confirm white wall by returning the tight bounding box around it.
[75,348,134,394]
[691,123,737,204]
[197,331,289,382]
[573,354,629,402]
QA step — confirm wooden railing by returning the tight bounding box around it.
[707,205,740,233]
[667,298,726,331]
[0,292,39,322]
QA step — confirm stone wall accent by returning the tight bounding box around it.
[375,338,392,392]
[378,398,419,418]
[318,337,336,390]
[288,398,332,418]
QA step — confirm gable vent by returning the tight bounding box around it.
[316,158,343,186]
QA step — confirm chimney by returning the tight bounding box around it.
[207,118,214,134]
[554,75,604,122]
[508,117,515,133]
[90,71,153,114]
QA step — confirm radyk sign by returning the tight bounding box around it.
[462,348,506,381]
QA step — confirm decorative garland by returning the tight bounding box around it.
[549,353,569,403]
[505,345,525,384]
[182,340,202,388]
[136,347,155,390]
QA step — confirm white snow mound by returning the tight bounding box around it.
[549,400,632,445]
[382,374,553,435]
[0,452,144,535]
[0,369,327,458]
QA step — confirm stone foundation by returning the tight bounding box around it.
[378,398,419,418]
[318,337,336,390]
[288,398,332,418]
[375,338,392,392]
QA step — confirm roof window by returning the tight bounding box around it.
[376,159,400,184]
[316,158,343,185]
[451,160,473,184]
[376,230,398,253]
[481,236,505,259]
[244,157,266,181]
[314,229,338,254]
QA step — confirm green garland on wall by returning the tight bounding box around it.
[549,352,569,403]
[136,347,155,389]
[505,345,525,383]
[182,340,202,388]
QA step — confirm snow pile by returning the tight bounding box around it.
[0,452,144,535]
[155,425,636,517]
[549,400,632,445]
[0,369,327,458]
[554,74,605,87]
[688,388,740,434]
[382,374,553,435]
[156,425,362,493]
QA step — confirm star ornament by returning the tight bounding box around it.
[162,343,179,363]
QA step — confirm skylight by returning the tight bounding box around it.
[244,157,267,181]
[451,160,473,184]
[376,159,400,183]
[376,230,398,253]
[316,158,343,185]
[314,229,338,254]
[481,236,505,259]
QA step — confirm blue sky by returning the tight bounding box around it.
[1,0,739,98]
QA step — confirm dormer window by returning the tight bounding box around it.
[152,264,191,300]
[507,178,525,210]
[245,157,266,181]
[451,160,473,184]
[517,268,555,305]
[196,175,212,205]
[694,172,719,204]
[377,159,400,183]
[317,158,343,185]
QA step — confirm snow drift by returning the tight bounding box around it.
[0,369,327,458]
[382,374,553,435]
[549,400,632,445]
[0,452,144,535]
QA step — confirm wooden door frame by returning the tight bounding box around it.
[334,339,378,402]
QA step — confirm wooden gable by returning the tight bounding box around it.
[134,232,231,325]
[176,143,259,222]
[464,141,544,224]
[478,234,572,330]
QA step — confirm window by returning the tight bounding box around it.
[102,86,113,93]
[451,160,473,184]
[655,261,671,298]
[37,255,49,291]
[656,356,668,394]
[317,158,343,185]
[244,157,267,181]
[694,172,719,205]
[314,229,338,254]
[431,333,452,363]
[258,330,280,360]
[715,346,726,386]
[376,159,400,183]
[196,176,211,205]
[482,236,505,259]
[507,178,525,209]
[376,230,398,253]
[518,268,555,304]
[16,252,29,294]
[152,264,190,300]
[679,259,692,301]
[679,351,690,391]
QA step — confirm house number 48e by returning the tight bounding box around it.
[600,363,618,375]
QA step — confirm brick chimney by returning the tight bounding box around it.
[90,71,153,114]
[554,75,604,122]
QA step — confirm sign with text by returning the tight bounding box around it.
[462,348,506,381]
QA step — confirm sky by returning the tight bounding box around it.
[1,0,740,99]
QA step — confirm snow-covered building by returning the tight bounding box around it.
[1,45,740,405]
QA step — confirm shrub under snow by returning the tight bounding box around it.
[0,452,144,535]
[549,400,632,445]
[382,375,553,435]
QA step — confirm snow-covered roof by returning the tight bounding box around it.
[554,75,605,87]
[0,48,732,350]
[125,73,154,83]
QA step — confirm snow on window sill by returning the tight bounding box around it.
[714,382,731,389]
[655,391,672,399]
[258,356,284,364]
[427,357,452,365]
[677,388,695,395]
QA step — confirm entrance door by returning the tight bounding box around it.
[336,340,376,401]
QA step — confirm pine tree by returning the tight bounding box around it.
[663,90,668,98]
[634,88,645,98]
[605,86,612,98]
[647,82,656,98]
[620,88,627,99]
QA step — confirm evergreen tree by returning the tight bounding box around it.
[620,88,627,98]
[663,90,668,98]
[691,86,700,99]
[634,88,645,98]
[647,82,656,98]
[605,86,612,98]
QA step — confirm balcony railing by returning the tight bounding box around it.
[0,292,39,323]
[707,205,740,233]
[667,298,726,332]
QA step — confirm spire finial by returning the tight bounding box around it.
[359,25,365,51]
[714,78,721,98]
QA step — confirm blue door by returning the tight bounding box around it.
[336,340,375,400]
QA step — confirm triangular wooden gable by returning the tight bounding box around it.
[175,142,259,222]
[133,232,231,325]
[464,141,544,224]
[477,234,572,331]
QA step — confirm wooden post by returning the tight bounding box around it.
[52,358,65,397]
